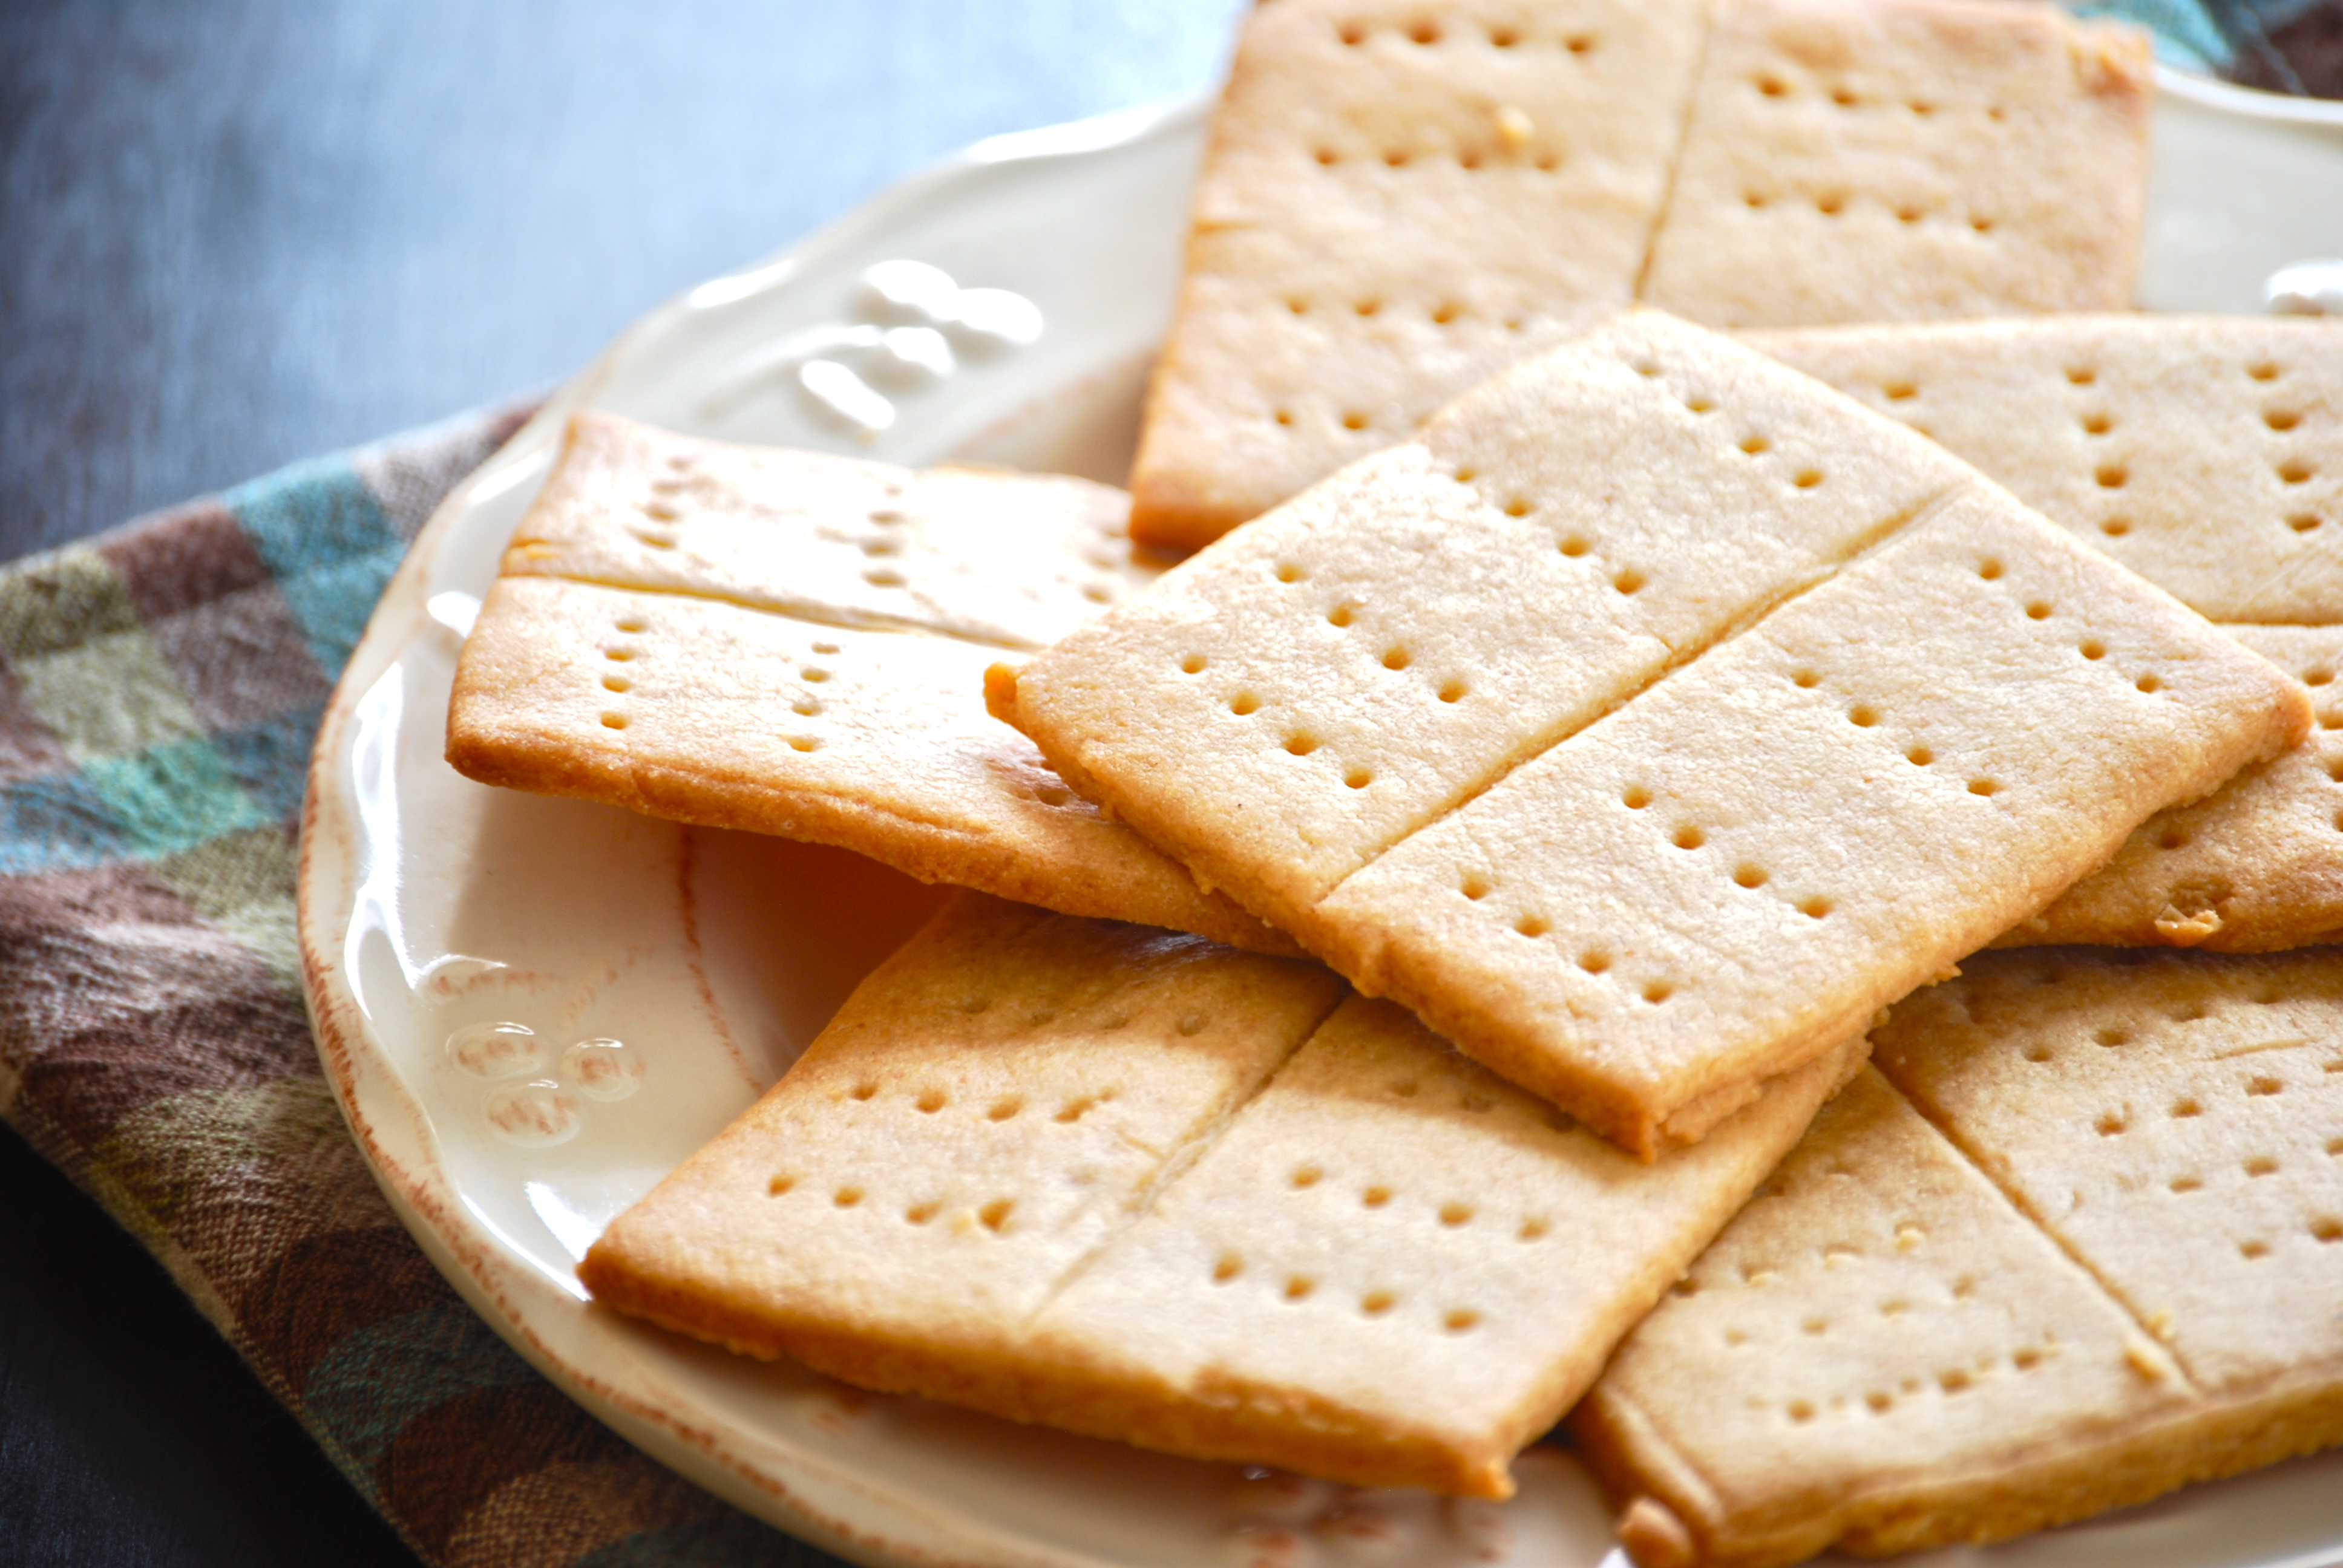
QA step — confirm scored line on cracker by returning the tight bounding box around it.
[1128,0,2154,549]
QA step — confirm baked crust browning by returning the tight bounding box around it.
[2007,627,2343,953]
[448,576,1296,953]
[446,413,1300,953]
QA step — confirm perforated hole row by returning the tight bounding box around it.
[1748,74,1992,123]
[1313,142,1568,173]
[1178,567,1481,783]
[834,1080,1122,1125]
[1334,18,1595,53]
[1739,189,1996,233]
[1974,557,2168,701]
[765,1174,1020,1234]
[1633,357,1829,493]
[1210,1244,1486,1332]
[594,615,652,731]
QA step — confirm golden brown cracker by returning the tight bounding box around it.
[1127,0,1711,549]
[448,415,1297,953]
[448,576,1294,953]
[1003,315,2309,1154]
[1642,0,2152,329]
[1317,486,2310,1154]
[586,897,1858,1497]
[1575,1068,2201,1567]
[508,410,1152,647]
[2011,627,2343,953]
[1584,949,2343,1565]
[1751,315,2343,622]
[580,893,1343,1375]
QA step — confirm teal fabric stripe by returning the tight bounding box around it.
[302,1302,543,1492]
[0,771,129,874]
[2079,0,2229,67]
[226,457,402,679]
[276,544,407,681]
[227,456,402,580]
[215,702,324,823]
[80,736,269,859]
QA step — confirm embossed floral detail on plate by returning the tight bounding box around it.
[445,1021,649,1146]
[701,258,1044,434]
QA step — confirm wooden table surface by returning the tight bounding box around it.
[0,2,1241,1560]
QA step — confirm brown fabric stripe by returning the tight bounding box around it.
[147,581,334,732]
[442,1458,739,1568]
[240,1225,457,1391]
[0,918,314,1146]
[96,500,273,622]
[381,1383,638,1560]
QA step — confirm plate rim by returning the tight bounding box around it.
[294,90,1225,1568]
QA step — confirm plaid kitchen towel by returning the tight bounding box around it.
[0,405,845,1568]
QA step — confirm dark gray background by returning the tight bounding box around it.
[0,2,1242,1560]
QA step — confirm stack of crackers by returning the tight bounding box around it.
[443,1,2343,1563]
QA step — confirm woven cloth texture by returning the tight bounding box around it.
[0,406,847,1568]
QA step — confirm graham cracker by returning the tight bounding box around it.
[1129,0,2152,549]
[997,314,2310,1155]
[1573,1068,2201,1567]
[1641,0,2152,330]
[1023,998,1861,1497]
[1581,946,2343,1564]
[2010,627,2343,953]
[1876,947,2343,1403]
[580,893,1346,1376]
[1006,315,1976,941]
[506,410,1156,648]
[1751,316,2343,623]
[1126,0,1712,550]
[583,893,1862,1498]
[447,414,1294,953]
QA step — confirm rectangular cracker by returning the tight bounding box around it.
[1875,946,2343,1402]
[1010,314,1978,939]
[580,894,1346,1370]
[2008,626,2343,953]
[1126,0,1712,549]
[447,414,1294,953]
[1315,488,2309,1151]
[1640,0,2152,330]
[1573,1068,2201,1568]
[583,893,1863,1498]
[998,313,2310,1154]
[508,410,1158,648]
[1579,947,2343,1568]
[1750,316,2343,622]
[1129,0,2152,550]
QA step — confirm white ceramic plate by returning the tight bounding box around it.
[299,91,2343,1568]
